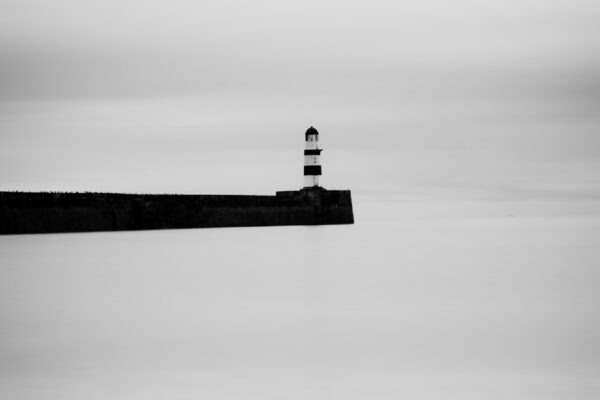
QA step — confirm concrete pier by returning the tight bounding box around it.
[0,188,354,234]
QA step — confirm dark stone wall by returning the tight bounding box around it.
[0,189,354,234]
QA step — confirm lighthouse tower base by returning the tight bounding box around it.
[304,175,320,188]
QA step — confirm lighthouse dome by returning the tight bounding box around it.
[305,126,319,140]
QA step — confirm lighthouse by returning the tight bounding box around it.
[303,126,322,188]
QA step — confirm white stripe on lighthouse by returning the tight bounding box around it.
[304,155,320,165]
[304,175,319,187]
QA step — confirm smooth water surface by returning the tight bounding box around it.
[1,198,599,399]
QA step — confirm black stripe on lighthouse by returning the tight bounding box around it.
[304,149,322,155]
[304,165,322,175]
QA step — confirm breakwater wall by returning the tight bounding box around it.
[0,189,354,234]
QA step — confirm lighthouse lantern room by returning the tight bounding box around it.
[303,126,322,188]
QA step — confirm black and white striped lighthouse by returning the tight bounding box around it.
[303,126,322,188]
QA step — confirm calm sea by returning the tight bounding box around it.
[1,197,599,399]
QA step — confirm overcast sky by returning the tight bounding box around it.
[1,0,599,198]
